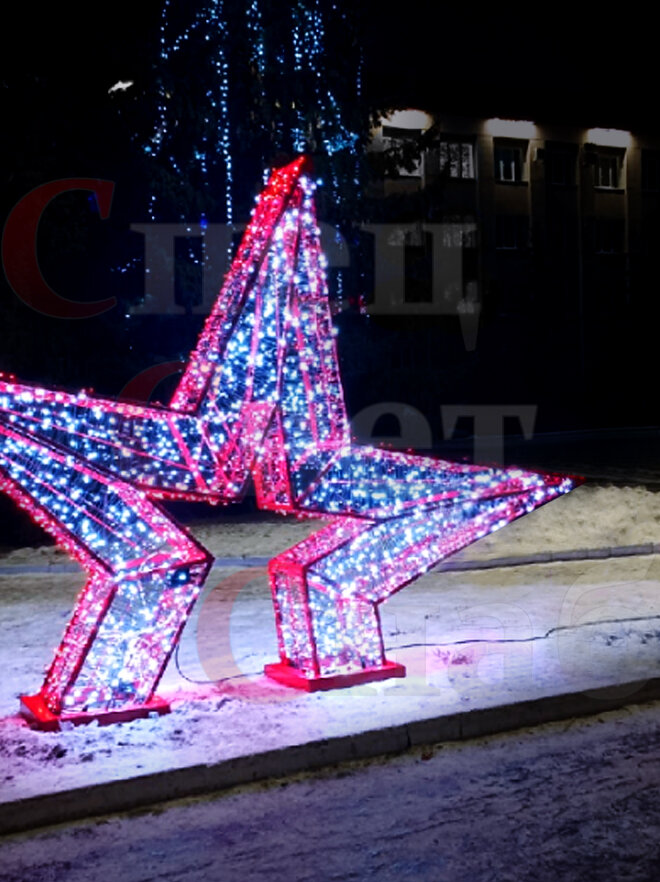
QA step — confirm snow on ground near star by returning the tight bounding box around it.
[1,482,659,568]
[2,482,660,811]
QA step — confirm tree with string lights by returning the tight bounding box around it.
[144,0,367,227]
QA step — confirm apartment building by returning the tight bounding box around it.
[368,110,660,327]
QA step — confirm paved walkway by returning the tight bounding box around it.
[3,700,660,881]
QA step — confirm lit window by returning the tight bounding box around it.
[593,150,624,189]
[494,142,526,182]
[438,140,475,179]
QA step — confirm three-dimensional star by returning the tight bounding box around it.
[0,158,580,728]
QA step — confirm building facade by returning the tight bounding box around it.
[368,110,659,326]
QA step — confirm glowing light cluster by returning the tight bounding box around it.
[137,1,364,315]
[0,158,579,727]
[148,0,361,223]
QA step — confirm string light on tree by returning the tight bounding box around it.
[147,0,362,224]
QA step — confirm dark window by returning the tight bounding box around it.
[594,219,624,253]
[642,150,660,191]
[404,230,433,302]
[547,217,573,254]
[641,218,660,255]
[495,215,529,249]
[545,145,577,186]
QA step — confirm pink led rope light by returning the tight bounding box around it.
[0,158,581,728]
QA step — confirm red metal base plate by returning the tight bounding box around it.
[19,693,171,732]
[264,660,407,692]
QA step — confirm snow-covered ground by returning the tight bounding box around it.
[2,482,659,571]
[3,482,660,822]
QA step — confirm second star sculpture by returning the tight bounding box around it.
[0,158,580,728]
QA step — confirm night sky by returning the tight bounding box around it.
[3,3,655,134]
[0,3,657,440]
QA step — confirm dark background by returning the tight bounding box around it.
[0,2,657,444]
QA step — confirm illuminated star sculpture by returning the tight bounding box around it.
[0,158,580,729]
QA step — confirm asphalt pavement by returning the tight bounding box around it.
[2,700,660,881]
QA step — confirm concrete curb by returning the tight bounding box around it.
[2,543,660,577]
[3,676,660,836]
[436,543,660,572]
